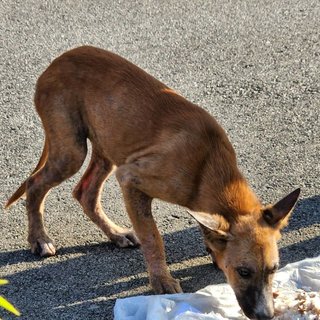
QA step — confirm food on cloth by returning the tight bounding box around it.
[273,288,320,320]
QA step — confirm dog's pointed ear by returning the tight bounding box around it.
[187,210,230,240]
[263,188,301,228]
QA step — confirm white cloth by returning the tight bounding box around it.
[114,256,320,320]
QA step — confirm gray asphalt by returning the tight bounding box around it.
[0,0,319,319]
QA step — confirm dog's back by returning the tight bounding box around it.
[35,46,233,170]
[7,46,238,210]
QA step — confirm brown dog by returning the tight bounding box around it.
[6,46,300,319]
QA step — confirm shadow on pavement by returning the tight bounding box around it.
[0,227,221,319]
[283,195,320,232]
[280,237,320,267]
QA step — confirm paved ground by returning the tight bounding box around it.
[0,0,319,319]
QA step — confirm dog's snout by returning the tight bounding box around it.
[244,311,274,320]
[237,286,275,320]
[254,309,274,320]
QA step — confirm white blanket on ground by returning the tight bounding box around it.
[114,256,320,320]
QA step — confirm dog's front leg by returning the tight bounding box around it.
[117,167,182,294]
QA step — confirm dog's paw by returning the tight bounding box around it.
[150,274,182,294]
[110,228,140,248]
[30,238,56,257]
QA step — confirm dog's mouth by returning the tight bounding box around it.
[236,292,274,320]
[240,306,274,320]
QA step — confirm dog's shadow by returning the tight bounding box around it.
[0,227,222,320]
[1,196,319,319]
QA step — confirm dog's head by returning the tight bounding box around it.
[189,188,300,320]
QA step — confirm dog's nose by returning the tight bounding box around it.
[244,308,274,320]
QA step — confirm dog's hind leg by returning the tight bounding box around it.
[73,151,140,248]
[26,137,87,256]
[26,144,87,256]
[26,106,88,257]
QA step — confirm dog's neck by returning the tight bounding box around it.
[189,159,262,219]
[219,179,262,217]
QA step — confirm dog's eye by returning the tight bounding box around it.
[236,267,253,279]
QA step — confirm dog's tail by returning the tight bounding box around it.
[5,139,49,209]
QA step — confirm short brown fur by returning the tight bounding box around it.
[6,46,300,319]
